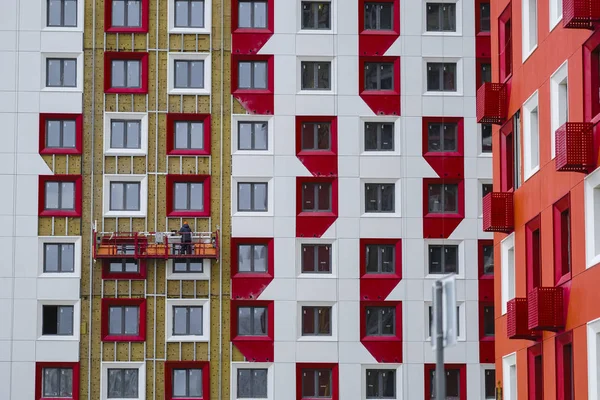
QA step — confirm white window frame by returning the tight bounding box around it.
[550,61,568,159]
[41,52,84,92]
[361,364,402,400]
[231,177,273,217]
[103,174,148,218]
[37,300,81,341]
[231,115,274,155]
[103,112,148,156]
[296,0,336,34]
[478,179,493,217]
[424,240,465,279]
[296,56,336,95]
[587,317,600,399]
[478,123,493,157]
[38,236,82,278]
[549,0,562,31]
[41,0,84,31]
[480,364,496,400]
[422,57,463,96]
[167,53,211,95]
[168,0,212,34]
[359,117,401,155]
[501,233,516,314]
[585,168,600,269]
[360,178,401,218]
[166,259,211,281]
[502,353,517,400]
[422,0,463,36]
[101,362,146,400]
[231,362,274,400]
[523,91,540,180]
[522,0,538,61]
[297,301,338,341]
[424,301,465,342]
[165,298,210,343]
[295,238,337,278]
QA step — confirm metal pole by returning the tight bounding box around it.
[435,280,446,400]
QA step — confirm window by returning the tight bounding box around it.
[482,244,494,275]
[301,244,331,273]
[484,369,495,399]
[428,245,458,274]
[426,62,456,92]
[46,58,77,88]
[108,368,139,398]
[483,305,494,336]
[174,121,204,150]
[428,368,460,399]
[427,122,458,152]
[366,245,395,274]
[171,368,203,398]
[480,62,492,86]
[364,122,394,151]
[526,216,541,294]
[364,2,393,31]
[110,120,141,149]
[47,0,77,27]
[585,169,600,268]
[503,353,517,400]
[429,306,460,337]
[528,345,544,400]
[238,244,268,273]
[522,0,538,59]
[301,61,331,90]
[302,182,332,212]
[302,306,331,336]
[301,122,331,151]
[238,60,267,90]
[550,62,568,159]
[109,260,139,274]
[482,183,492,199]
[110,182,141,211]
[173,306,203,336]
[111,0,141,28]
[481,124,492,153]
[501,233,516,314]
[45,181,75,211]
[238,121,267,150]
[499,7,512,81]
[301,1,330,30]
[557,336,574,400]
[426,3,456,32]
[237,306,267,336]
[428,183,458,214]
[111,59,141,89]
[365,183,394,213]
[237,368,268,398]
[237,183,268,212]
[238,0,267,28]
[173,260,203,273]
[173,182,204,211]
[554,195,571,284]
[44,243,75,273]
[108,305,140,336]
[301,368,332,398]
[479,2,490,32]
[523,92,540,180]
[364,62,394,90]
[174,60,204,89]
[366,369,395,399]
[365,307,395,336]
[174,0,204,28]
[42,367,74,398]
[42,305,74,335]
[549,0,562,28]
[500,115,522,192]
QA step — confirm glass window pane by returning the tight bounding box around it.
[238,245,252,272]
[317,124,330,150]
[253,123,268,149]
[427,63,441,91]
[126,121,140,148]
[238,62,251,88]
[46,59,61,86]
[302,124,315,150]
[428,184,443,212]
[238,183,252,211]
[110,183,124,210]
[175,122,189,149]
[46,121,62,147]
[190,183,203,210]
[127,60,140,88]
[63,60,77,86]
[317,370,331,396]
[173,369,187,397]
[253,183,267,211]
[189,306,203,335]
[238,123,252,150]
[48,0,62,26]
[253,307,267,335]
[253,1,267,28]
[124,369,139,397]
[45,244,59,272]
[124,306,139,335]
[125,262,138,272]
[237,307,252,335]
[61,182,75,209]
[443,63,457,91]
[237,370,252,398]
[429,246,442,274]
[58,306,74,335]
[253,245,267,272]
[61,244,74,272]
[125,183,140,210]
[109,307,122,334]
[62,121,76,147]
[238,2,252,28]
[112,0,125,26]
[253,369,268,397]
[174,183,188,210]
[444,184,458,212]
[379,4,393,29]
[111,61,125,87]
[253,62,267,89]
[45,182,59,209]
[175,0,188,27]
[43,368,59,396]
[365,63,379,90]
[175,61,188,88]
[60,368,73,397]
[302,370,315,396]
[190,122,203,149]
[366,308,379,335]
[127,0,141,26]
[173,307,187,335]
[189,369,203,397]
[189,262,202,272]
[444,246,458,273]
[190,1,204,27]
[380,63,393,90]
[318,184,330,210]
[190,61,204,88]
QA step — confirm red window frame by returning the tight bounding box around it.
[358,56,401,96]
[231,55,274,94]
[359,301,402,342]
[498,3,513,83]
[476,58,492,90]
[478,240,494,279]
[231,238,274,278]
[358,0,400,35]
[230,300,274,341]
[422,117,464,157]
[36,362,80,400]
[295,116,338,156]
[479,302,495,339]
[164,361,210,400]
[422,178,465,218]
[475,0,491,34]
[555,331,574,400]
[359,238,402,279]
[39,113,83,155]
[528,343,544,400]
[104,0,149,33]
[165,174,211,218]
[104,52,149,94]
[583,29,600,122]
[296,178,338,217]
[38,174,83,218]
[554,193,572,286]
[526,215,542,293]
[500,119,515,192]
[165,113,211,156]
[231,0,274,33]
[424,364,466,400]
[295,363,339,400]
[101,297,146,342]
[102,259,147,280]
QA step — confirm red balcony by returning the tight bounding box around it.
[476,83,508,125]
[563,0,600,29]
[507,298,539,340]
[483,192,514,233]
[555,122,595,173]
[527,287,564,331]
[93,230,219,260]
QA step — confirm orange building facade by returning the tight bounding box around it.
[481,0,600,398]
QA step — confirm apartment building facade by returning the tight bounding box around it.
[480,0,600,398]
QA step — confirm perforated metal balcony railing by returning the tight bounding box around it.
[482,192,514,233]
[563,0,600,29]
[507,298,539,340]
[555,122,595,173]
[476,82,508,125]
[527,286,565,332]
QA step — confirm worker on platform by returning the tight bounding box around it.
[179,221,192,255]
